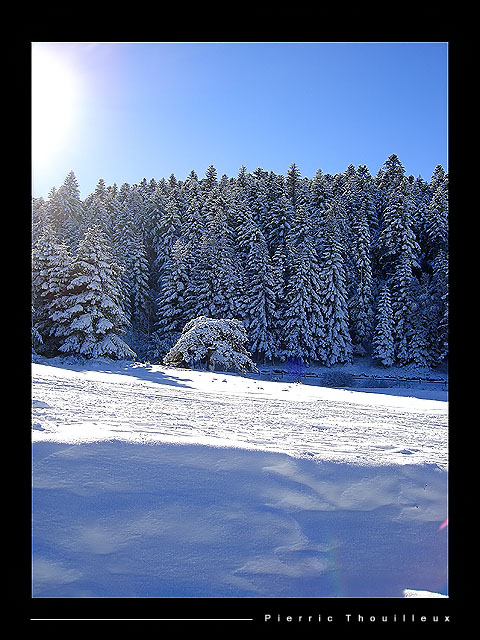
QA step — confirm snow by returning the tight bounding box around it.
[403,589,448,598]
[32,356,448,599]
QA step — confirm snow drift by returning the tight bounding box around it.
[31,358,448,598]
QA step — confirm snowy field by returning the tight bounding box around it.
[31,357,448,599]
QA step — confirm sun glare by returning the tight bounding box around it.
[32,46,79,170]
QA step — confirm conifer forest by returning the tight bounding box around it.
[31,154,448,369]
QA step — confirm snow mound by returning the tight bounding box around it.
[404,589,448,598]
[33,441,448,598]
[31,359,448,598]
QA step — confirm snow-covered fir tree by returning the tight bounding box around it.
[317,202,352,366]
[191,198,244,320]
[153,239,193,358]
[348,201,374,355]
[241,224,277,363]
[372,283,395,367]
[281,203,326,364]
[32,224,73,355]
[32,305,43,353]
[51,225,136,360]
[32,154,448,368]
[179,172,206,247]
[409,273,435,367]
[54,171,84,248]
[375,179,420,280]
[123,225,153,333]
[430,249,448,364]
[151,193,182,282]
[424,173,448,264]
[202,164,218,193]
[390,252,417,365]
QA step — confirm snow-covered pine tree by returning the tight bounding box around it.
[202,164,218,194]
[282,245,318,364]
[409,273,435,367]
[285,162,304,212]
[372,283,395,367]
[341,165,364,316]
[32,197,48,247]
[145,183,168,287]
[169,175,188,231]
[32,156,448,367]
[52,225,136,360]
[163,316,257,374]
[310,168,332,219]
[390,251,417,365]
[198,183,220,229]
[430,249,448,365]
[241,224,277,363]
[270,241,288,362]
[81,179,111,240]
[348,201,374,355]
[32,224,73,355]
[188,189,243,321]
[262,192,292,258]
[282,203,326,364]
[376,154,407,199]
[40,176,79,249]
[247,169,269,230]
[429,165,447,195]
[209,204,244,320]
[317,203,352,366]
[409,175,432,269]
[354,165,379,243]
[424,172,448,264]
[54,170,84,248]
[309,168,333,256]
[124,225,153,333]
[375,179,420,281]
[233,165,254,215]
[373,154,408,271]
[152,239,193,358]
[151,192,182,282]
[32,304,43,353]
[187,232,216,319]
[117,182,132,203]
[179,172,206,247]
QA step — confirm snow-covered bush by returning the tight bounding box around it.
[163,316,258,374]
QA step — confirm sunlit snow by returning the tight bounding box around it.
[32,357,448,598]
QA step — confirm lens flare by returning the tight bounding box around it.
[32,45,79,170]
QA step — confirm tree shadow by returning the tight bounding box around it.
[32,357,194,390]
[110,361,195,389]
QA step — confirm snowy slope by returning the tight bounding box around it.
[31,358,448,598]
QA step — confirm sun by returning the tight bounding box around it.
[32,45,79,170]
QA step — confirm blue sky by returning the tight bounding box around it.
[31,41,448,200]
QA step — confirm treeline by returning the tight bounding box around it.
[31,154,448,368]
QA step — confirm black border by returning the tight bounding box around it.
[16,36,463,628]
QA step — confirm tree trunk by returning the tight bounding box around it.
[205,348,214,371]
